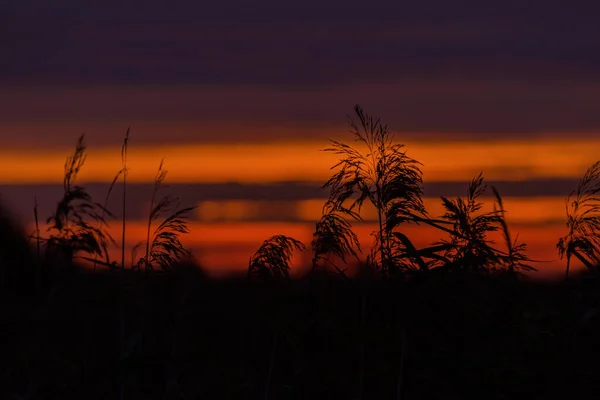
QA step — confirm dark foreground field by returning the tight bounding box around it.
[3,261,600,400]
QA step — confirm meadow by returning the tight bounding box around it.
[2,105,600,399]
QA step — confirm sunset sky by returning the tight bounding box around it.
[2,0,599,278]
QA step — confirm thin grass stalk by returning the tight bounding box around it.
[144,207,153,275]
[376,192,386,272]
[121,128,129,271]
[119,128,129,400]
[370,138,387,272]
[61,137,85,238]
[565,255,571,280]
[144,199,154,275]
[322,105,425,276]
[92,171,121,272]
[366,115,388,272]
[34,197,40,263]
[46,135,115,269]
[145,160,164,275]
[33,197,41,288]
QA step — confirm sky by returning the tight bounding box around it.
[2,0,600,277]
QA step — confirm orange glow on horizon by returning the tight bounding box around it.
[30,219,576,279]
[0,138,599,184]
[193,197,569,225]
[6,130,591,281]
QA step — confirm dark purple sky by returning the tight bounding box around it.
[2,0,600,146]
[3,0,600,86]
[1,0,599,146]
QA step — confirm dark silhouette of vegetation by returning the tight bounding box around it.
[118,128,130,400]
[424,174,535,276]
[44,135,114,268]
[135,159,196,273]
[91,155,123,271]
[437,173,500,272]
[121,128,130,272]
[492,186,535,276]
[33,196,40,263]
[310,204,360,280]
[558,161,600,278]
[317,106,536,280]
[322,105,426,277]
[3,105,600,399]
[248,235,305,280]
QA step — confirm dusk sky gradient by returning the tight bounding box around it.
[2,0,600,277]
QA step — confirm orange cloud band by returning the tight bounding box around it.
[1,138,598,184]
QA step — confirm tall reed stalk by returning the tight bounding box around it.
[33,197,40,262]
[144,160,167,274]
[92,172,121,271]
[121,128,129,272]
[119,129,129,400]
[33,197,40,287]
[322,105,426,277]
[136,159,196,273]
[46,135,113,268]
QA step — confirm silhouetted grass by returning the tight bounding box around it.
[91,160,122,271]
[322,105,426,277]
[33,196,40,263]
[4,105,600,399]
[121,127,130,272]
[135,160,196,273]
[319,106,538,280]
[311,203,360,280]
[558,161,600,278]
[44,135,115,268]
[248,235,306,281]
[435,173,501,272]
[492,186,535,276]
